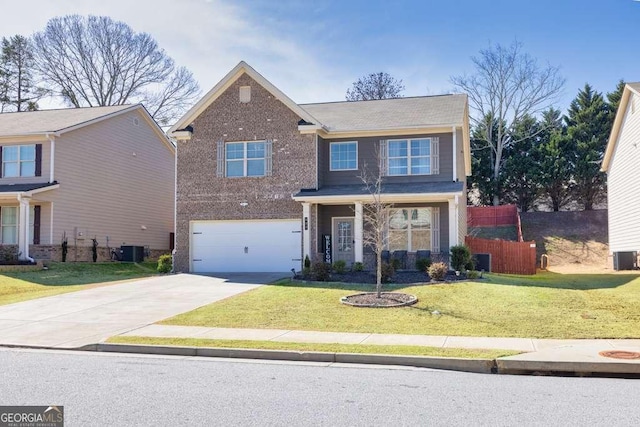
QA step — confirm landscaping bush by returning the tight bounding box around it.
[352,261,364,272]
[157,254,172,273]
[466,269,480,279]
[311,261,331,281]
[381,262,395,283]
[428,262,448,281]
[450,245,473,272]
[304,255,311,269]
[415,257,432,272]
[391,257,402,271]
[333,260,347,274]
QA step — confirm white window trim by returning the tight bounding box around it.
[2,144,36,178]
[387,138,434,176]
[329,141,358,171]
[225,140,267,178]
[386,207,439,252]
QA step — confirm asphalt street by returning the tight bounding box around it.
[0,348,638,426]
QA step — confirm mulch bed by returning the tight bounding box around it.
[341,292,418,308]
[296,270,469,285]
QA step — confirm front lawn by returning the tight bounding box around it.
[162,272,640,339]
[107,336,520,359]
[0,262,158,305]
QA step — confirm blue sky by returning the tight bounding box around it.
[1,0,639,114]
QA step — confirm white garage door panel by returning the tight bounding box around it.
[191,220,301,272]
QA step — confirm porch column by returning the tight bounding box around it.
[302,202,311,264]
[448,196,458,254]
[354,202,363,263]
[17,194,31,260]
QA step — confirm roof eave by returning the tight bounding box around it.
[292,190,464,204]
[602,85,637,172]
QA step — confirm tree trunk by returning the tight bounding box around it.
[376,251,382,298]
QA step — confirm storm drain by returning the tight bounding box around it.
[598,350,640,360]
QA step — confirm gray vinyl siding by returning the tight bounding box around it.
[36,110,174,251]
[320,133,454,185]
[608,93,640,252]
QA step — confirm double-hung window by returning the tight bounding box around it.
[2,145,36,178]
[388,207,440,252]
[225,141,267,177]
[1,206,18,244]
[382,137,439,176]
[330,141,357,171]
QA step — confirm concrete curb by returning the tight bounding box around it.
[94,343,496,373]
[496,358,640,376]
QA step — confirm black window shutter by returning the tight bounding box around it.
[33,205,41,245]
[0,147,3,177]
[35,144,42,177]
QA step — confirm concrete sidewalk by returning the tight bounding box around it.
[112,324,640,375]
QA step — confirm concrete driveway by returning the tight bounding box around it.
[0,273,284,349]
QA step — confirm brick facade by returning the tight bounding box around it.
[174,74,317,272]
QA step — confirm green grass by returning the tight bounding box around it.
[107,336,520,359]
[162,272,640,339]
[0,262,158,305]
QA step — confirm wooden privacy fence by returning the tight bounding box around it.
[468,205,518,228]
[465,236,537,275]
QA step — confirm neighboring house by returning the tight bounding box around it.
[0,105,175,262]
[170,61,471,273]
[602,82,640,268]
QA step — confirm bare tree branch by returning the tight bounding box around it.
[346,72,404,101]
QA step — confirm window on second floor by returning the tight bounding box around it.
[330,141,358,171]
[216,140,273,178]
[380,137,439,176]
[2,145,36,178]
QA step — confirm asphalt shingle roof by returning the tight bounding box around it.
[0,105,134,137]
[628,82,640,93]
[0,182,58,193]
[300,94,467,131]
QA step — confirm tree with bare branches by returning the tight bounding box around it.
[451,41,564,205]
[346,72,405,101]
[31,15,200,125]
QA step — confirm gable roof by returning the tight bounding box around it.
[0,105,134,137]
[168,61,320,134]
[300,94,467,132]
[602,83,640,172]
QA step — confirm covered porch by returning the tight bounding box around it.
[293,182,466,269]
[0,183,58,261]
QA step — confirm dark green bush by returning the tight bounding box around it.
[304,255,311,269]
[466,269,480,279]
[333,260,347,274]
[352,262,364,272]
[450,245,473,272]
[428,262,448,281]
[415,257,432,272]
[381,262,395,283]
[390,258,402,271]
[311,261,331,281]
[157,254,172,273]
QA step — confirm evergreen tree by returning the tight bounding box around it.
[565,84,610,210]
[537,108,573,211]
[0,35,44,112]
[607,80,626,120]
[502,115,542,212]
[468,115,506,206]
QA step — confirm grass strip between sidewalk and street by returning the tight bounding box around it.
[107,336,521,359]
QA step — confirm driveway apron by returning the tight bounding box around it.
[0,273,273,348]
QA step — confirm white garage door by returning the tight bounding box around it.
[191,220,301,272]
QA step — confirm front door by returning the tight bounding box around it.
[333,217,355,265]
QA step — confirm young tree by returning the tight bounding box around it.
[31,15,200,125]
[467,114,507,205]
[451,41,565,205]
[565,84,610,210]
[0,35,45,112]
[537,108,573,211]
[346,72,404,101]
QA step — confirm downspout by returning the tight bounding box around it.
[172,138,177,273]
[47,134,55,183]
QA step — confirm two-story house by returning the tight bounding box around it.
[0,104,175,262]
[170,62,470,273]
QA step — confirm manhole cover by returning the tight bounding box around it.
[599,350,640,360]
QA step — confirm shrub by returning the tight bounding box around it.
[352,261,364,272]
[466,269,480,279]
[415,257,432,272]
[157,254,172,273]
[450,245,473,272]
[428,262,448,281]
[304,255,311,269]
[333,260,347,274]
[391,257,402,271]
[311,261,331,281]
[381,262,395,283]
